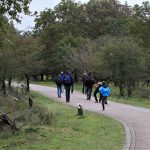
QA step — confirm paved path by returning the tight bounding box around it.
[31,84,150,150]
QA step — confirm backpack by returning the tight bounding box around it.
[64,74,72,86]
[57,76,62,85]
[99,86,110,97]
[85,76,95,87]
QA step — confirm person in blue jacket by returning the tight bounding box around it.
[99,82,110,111]
[63,70,74,102]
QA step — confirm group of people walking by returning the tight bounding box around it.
[55,70,73,102]
[82,71,110,110]
[55,70,110,110]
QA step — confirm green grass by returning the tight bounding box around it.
[31,81,56,87]
[0,92,125,150]
[110,96,150,108]
[31,81,150,109]
[109,84,150,108]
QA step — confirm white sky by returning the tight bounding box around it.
[14,0,149,31]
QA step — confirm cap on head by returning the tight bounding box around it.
[98,82,102,85]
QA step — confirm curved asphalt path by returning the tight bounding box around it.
[31,84,150,150]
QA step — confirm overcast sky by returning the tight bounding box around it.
[14,0,148,31]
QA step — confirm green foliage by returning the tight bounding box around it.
[0,89,55,136]
[128,1,150,48]
[0,92,125,150]
[101,36,143,96]
[0,0,32,93]
[85,0,131,38]
[66,38,101,74]
[0,0,150,98]
[33,0,133,77]
[0,0,31,22]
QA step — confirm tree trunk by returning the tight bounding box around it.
[8,76,12,88]
[32,74,38,81]
[2,76,6,95]
[46,74,49,81]
[25,73,30,92]
[40,73,44,81]
[119,85,124,97]
[127,86,132,97]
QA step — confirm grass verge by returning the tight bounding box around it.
[0,92,125,150]
[110,96,150,109]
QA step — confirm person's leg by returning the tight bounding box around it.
[99,93,102,103]
[89,87,92,100]
[60,85,63,93]
[68,86,71,101]
[58,86,61,97]
[85,86,87,94]
[86,87,90,100]
[65,86,68,101]
[82,83,84,93]
[102,101,105,110]
[65,86,70,102]
[57,86,59,97]
[102,96,106,111]
[105,97,108,104]
[94,89,98,102]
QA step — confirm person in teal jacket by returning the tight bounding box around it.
[99,82,110,111]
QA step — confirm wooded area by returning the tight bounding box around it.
[0,0,150,97]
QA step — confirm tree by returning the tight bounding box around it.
[85,0,131,38]
[0,0,31,22]
[0,0,31,94]
[127,1,150,86]
[128,1,150,48]
[13,32,43,92]
[54,0,87,37]
[34,0,87,75]
[66,38,100,75]
[101,36,143,97]
[0,16,16,94]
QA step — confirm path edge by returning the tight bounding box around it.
[106,115,133,150]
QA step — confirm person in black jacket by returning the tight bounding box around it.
[85,72,95,100]
[93,82,102,103]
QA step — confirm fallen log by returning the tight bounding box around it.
[0,113,18,131]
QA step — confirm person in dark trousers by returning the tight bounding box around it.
[55,74,63,98]
[99,82,110,111]
[63,70,73,102]
[85,72,95,100]
[60,71,65,93]
[82,71,87,94]
[93,82,102,103]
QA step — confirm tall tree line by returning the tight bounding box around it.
[0,0,34,94]
[0,0,149,97]
[33,0,150,96]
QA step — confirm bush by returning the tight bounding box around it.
[139,88,150,99]
[0,90,55,135]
